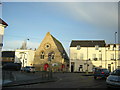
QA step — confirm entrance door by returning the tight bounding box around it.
[71,62,74,72]
[108,64,111,72]
[44,63,49,71]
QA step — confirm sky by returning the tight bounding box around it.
[1,1,119,55]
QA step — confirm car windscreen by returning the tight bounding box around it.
[96,69,109,72]
[111,70,120,76]
[102,69,109,73]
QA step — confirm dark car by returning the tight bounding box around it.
[2,63,21,71]
[94,68,110,79]
[21,66,35,73]
[106,69,120,88]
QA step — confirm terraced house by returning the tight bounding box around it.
[33,32,69,72]
[70,40,120,72]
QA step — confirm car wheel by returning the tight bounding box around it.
[94,76,97,79]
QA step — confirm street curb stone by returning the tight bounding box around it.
[3,77,59,87]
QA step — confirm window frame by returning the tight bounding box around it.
[40,51,45,59]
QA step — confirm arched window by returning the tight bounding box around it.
[40,51,44,59]
[51,53,55,60]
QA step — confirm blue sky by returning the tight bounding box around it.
[1,2,118,54]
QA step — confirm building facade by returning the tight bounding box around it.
[15,49,35,67]
[70,40,120,72]
[2,51,15,65]
[0,18,8,65]
[33,32,69,72]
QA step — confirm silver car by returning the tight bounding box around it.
[106,69,120,88]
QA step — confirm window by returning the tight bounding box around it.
[93,54,97,60]
[111,70,120,76]
[95,45,99,50]
[118,54,120,60]
[118,45,120,50]
[110,45,114,50]
[20,54,22,59]
[51,53,55,60]
[111,54,114,60]
[77,45,80,50]
[80,53,83,60]
[40,51,44,59]
[99,54,102,60]
[74,53,77,59]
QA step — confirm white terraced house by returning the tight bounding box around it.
[69,40,120,73]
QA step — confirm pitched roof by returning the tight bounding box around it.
[50,33,69,60]
[70,40,106,47]
[0,18,8,26]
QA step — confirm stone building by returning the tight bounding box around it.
[2,51,15,65]
[33,32,69,72]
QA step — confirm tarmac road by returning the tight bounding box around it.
[5,72,107,88]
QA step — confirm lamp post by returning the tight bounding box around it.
[115,32,117,70]
[26,38,29,49]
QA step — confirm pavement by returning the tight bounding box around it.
[2,71,58,87]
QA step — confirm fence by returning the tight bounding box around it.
[2,70,14,84]
[41,71,53,80]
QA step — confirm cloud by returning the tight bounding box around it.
[2,40,39,50]
[56,2,118,30]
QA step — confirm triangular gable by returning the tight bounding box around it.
[51,35,69,60]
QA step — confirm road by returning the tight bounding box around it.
[6,72,107,88]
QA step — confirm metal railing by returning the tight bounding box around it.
[2,70,14,84]
[41,71,53,80]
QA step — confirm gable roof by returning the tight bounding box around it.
[70,40,106,47]
[0,18,8,26]
[50,34,69,60]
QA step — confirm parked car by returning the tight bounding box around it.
[2,63,21,71]
[94,68,110,79]
[106,69,120,88]
[21,66,35,73]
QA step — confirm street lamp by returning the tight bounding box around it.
[115,32,117,69]
[26,38,29,49]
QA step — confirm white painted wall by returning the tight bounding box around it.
[70,45,120,72]
[15,49,35,67]
[0,24,5,65]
